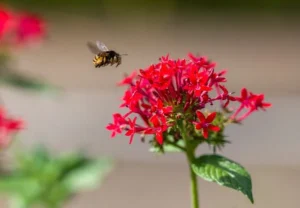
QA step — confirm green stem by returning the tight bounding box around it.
[186,148,199,208]
[178,122,199,208]
[165,141,186,152]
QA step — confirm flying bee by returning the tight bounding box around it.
[87,41,127,68]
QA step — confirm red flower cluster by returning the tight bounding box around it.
[0,107,24,148]
[0,5,45,47]
[107,53,271,145]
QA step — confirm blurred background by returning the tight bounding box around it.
[0,0,300,207]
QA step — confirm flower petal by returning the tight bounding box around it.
[193,123,202,130]
[196,111,206,122]
[202,129,208,139]
[208,124,220,132]
[263,103,272,107]
[156,132,164,144]
[241,88,248,99]
[206,112,217,123]
[149,115,160,127]
[201,85,212,92]
[129,134,134,144]
[219,85,228,94]
[163,106,173,114]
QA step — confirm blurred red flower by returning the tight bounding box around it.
[15,13,45,44]
[0,107,24,148]
[0,5,45,47]
[0,7,14,39]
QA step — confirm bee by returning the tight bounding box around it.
[87,41,127,68]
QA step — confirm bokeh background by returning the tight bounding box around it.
[1,0,300,207]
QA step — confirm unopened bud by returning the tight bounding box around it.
[176,113,182,119]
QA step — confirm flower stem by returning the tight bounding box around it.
[186,148,200,208]
[178,121,200,208]
[166,141,186,152]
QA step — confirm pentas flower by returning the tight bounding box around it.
[230,88,272,122]
[106,113,125,138]
[193,111,220,139]
[0,107,24,148]
[106,53,271,145]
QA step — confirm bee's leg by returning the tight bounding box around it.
[116,57,121,67]
[116,60,120,67]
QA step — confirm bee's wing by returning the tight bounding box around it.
[96,41,109,52]
[87,41,102,54]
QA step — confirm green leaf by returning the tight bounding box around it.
[14,145,51,176]
[62,158,113,193]
[0,70,61,94]
[42,184,70,208]
[0,176,41,198]
[9,196,28,208]
[0,145,114,207]
[192,154,254,203]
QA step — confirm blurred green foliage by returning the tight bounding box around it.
[2,0,300,16]
[0,145,113,208]
[0,54,61,94]
[0,70,60,94]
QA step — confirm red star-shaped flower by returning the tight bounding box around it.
[193,111,220,139]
